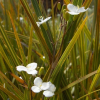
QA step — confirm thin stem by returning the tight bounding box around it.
[51,0,55,42]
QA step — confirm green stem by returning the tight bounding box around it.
[51,0,55,42]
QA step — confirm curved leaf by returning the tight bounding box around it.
[51,17,88,82]
[0,85,20,100]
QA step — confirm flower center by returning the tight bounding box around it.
[76,5,79,12]
[39,83,42,88]
[52,88,55,92]
[26,66,32,71]
[38,16,44,22]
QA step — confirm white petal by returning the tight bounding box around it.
[42,17,51,23]
[19,76,23,79]
[43,56,45,59]
[20,17,23,21]
[26,62,37,71]
[38,16,44,21]
[36,17,51,27]
[34,77,43,87]
[36,22,41,27]
[31,86,42,93]
[41,82,50,90]
[48,82,56,92]
[67,4,78,12]
[43,91,54,97]
[16,66,27,72]
[26,70,38,75]
[78,7,87,13]
[67,11,80,15]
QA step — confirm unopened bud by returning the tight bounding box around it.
[57,2,61,10]
[39,67,45,76]
[62,4,66,10]
[65,11,69,21]
[63,9,66,19]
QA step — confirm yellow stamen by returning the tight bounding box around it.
[77,5,79,9]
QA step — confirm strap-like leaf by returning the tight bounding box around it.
[0,71,24,98]
[51,17,88,82]
[0,85,20,100]
[57,70,97,93]
[27,26,33,63]
[0,44,13,72]
[86,65,100,100]
[8,11,26,65]
[19,0,52,59]
[0,24,19,65]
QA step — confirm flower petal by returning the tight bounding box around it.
[16,66,27,72]
[48,82,56,92]
[26,62,37,70]
[42,17,51,23]
[41,82,50,90]
[36,17,51,27]
[67,11,80,15]
[43,91,54,97]
[67,4,78,12]
[19,76,23,79]
[31,86,42,93]
[36,22,42,27]
[78,7,87,13]
[34,77,43,87]
[43,56,45,59]
[26,70,38,75]
[20,17,23,21]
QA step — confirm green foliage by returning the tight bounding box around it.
[0,0,99,100]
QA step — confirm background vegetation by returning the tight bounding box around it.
[0,0,100,100]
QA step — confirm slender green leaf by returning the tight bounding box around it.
[51,17,88,82]
[0,85,20,100]
[8,11,26,65]
[57,70,97,93]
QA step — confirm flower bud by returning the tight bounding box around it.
[62,4,66,10]
[65,11,69,21]
[57,2,61,10]
[39,67,45,76]
[63,9,66,19]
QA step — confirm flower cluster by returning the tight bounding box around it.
[16,62,56,97]
[31,77,56,97]
[16,62,38,76]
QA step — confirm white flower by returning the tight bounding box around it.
[16,63,38,75]
[20,17,23,21]
[43,56,45,59]
[43,82,56,97]
[36,16,51,27]
[67,4,88,15]
[31,77,56,97]
[19,76,23,79]
[31,77,50,93]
